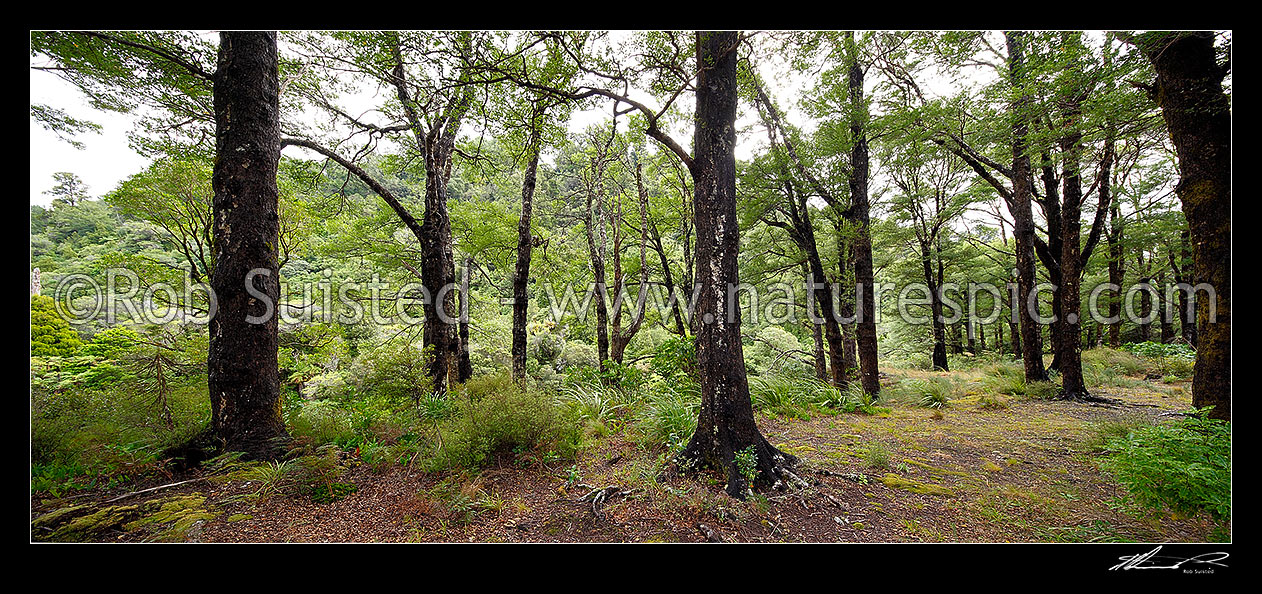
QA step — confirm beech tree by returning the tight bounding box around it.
[207,31,288,457]
[1126,31,1231,421]
[32,30,290,456]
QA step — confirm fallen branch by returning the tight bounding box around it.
[104,477,207,504]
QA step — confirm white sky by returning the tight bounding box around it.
[30,68,149,206]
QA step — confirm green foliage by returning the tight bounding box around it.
[734,445,760,487]
[310,482,358,504]
[242,460,295,501]
[359,341,435,405]
[80,326,141,358]
[1121,341,1196,360]
[429,374,582,471]
[979,363,1056,399]
[748,373,850,419]
[899,378,955,409]
[635,381,700,454]
[1100,409,1231,524]
[31,295,83,357]
[650,336,696,380]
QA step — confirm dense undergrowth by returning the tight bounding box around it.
[32,328,1227,539]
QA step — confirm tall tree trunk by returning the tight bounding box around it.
[511,119,543,380]
[919,241,949,370]
[1172,230,1197,345]
[1107,184,1125,348]
[457,257,472,383]
[678,31,796,498]
[782,178,845,387]
[1037,154,1065,373]
[846,31,881,398]
[803,263,828,381]
[1139,274,1153,342]
[1006,31,1048,382]
[1056,75,1088,399]
[208,31,288,458]
[838,237,858,376]
[1159,273,1175,344]
[1131,31,1230,421]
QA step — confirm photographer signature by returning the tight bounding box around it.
[1110,546,1229,571]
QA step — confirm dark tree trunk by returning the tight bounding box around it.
[421,149,459,392]
[457,257,472,383]
[511,121,542,380]
[207,31,288,458]
[790,181,847,387]
[1037,154,1064,374]
[584,157,611,364]
[753,77,846,387]
[1172,230,1197,346]
[1107,193,1125,347]
[1009,317,1022,358]
[803,263,828,381]
[838,240,858,376]
[919,244,949,370]
[1159,273,1175,344]
[1006,31,1048,383]
[846,31,881,398]
[649,220,688,336]
[1132,31,1230,421]
[1056,84,1088,399]
[677,31,796,498]
[1139,275,1153,342]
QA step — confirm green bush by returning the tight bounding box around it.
[1083,347,1150,377]
[359,341,435,404]
[650,336,696,380]
[1121,341,1195,360]
[749,373,850,419]
[430,375,581,471]
[288,400,355,447]
[31,295,83,357]
[1100,409,1230,524]
[902,378,955,409]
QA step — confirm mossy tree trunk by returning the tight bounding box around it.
[1130,31,1230,421]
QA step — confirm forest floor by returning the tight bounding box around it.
[30,367,1223,543]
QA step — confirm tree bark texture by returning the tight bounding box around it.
[208,31,288,458]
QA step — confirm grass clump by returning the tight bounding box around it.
[864,443,892,469]
[634,381,700,454]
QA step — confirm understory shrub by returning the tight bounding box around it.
[429,374,581,471]
[1099,409,1230,525]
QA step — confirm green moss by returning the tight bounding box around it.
[31,505,90,529]
[982,460,1003,473]
[226,513,253,523]
[903,458,968,477]
[33,493,217,542]
[879,473,955,497]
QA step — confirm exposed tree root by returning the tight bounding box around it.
[576,484,636,520]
